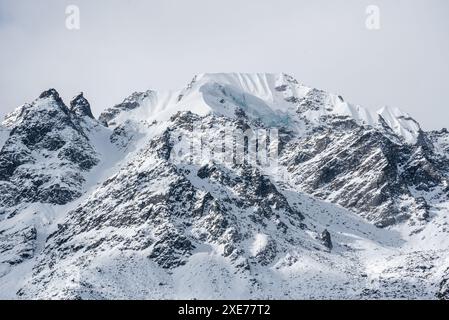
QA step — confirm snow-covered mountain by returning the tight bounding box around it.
[1,73,448,299]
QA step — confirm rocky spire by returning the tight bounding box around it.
[70,92,94,119]
[38,88,67,110]
[39,88,60,100]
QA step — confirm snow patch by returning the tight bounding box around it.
[250,233,269,257]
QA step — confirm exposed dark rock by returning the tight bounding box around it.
[98,90,154,127]
[70,93,94,119]
[0,89,99,208]
[438,273,449,300]
[320,229,333,251]
[255,239,277,266]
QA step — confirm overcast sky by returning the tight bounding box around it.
[0,0,448,130]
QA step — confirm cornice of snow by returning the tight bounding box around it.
[1,75,425,144]
[94,73,423,144]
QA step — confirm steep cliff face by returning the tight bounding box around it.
[1,74,449,299]
[281,120,448,227]
[0,90,99,208]
[0,90,107,276]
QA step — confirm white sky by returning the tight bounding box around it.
[0,0,448,130]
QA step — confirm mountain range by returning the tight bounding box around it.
[0,73,448,299]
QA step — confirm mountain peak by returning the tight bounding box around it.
[36,88,69,114]
[98,89,157,127]
[38,88,61,100]
[91,73,425,145]
[3,89,72,128]
[193,72,300,90]
[377,105,421,143]
[70,92,94,119]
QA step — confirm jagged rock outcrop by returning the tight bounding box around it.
[438,270,449,300]
[320,229,332,251]
[0,89,101,270]
[283,129,443,226]
[99,90,155,127]
[0,89,99,208]
[70,93,95,119]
